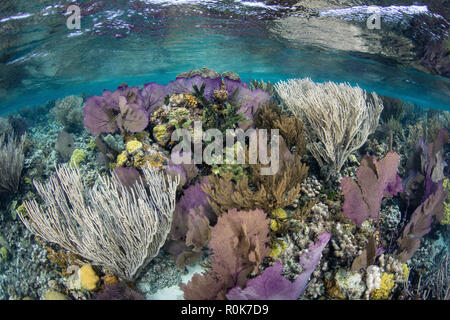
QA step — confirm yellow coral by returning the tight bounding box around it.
[169,119,178,127]
[79,264,99,291]
[270,209,287,231]
[401,264,409,281]
[149,153,164,167]
[87,138,96,151]
[133,152,146,168]
[43,290,69,300]
[272,208,287,219]
[0,247,7,260]
[153,125,168,145]
[126,140,143,154]
[169,93,185,106]
[133,131,149,142]
[185,94,198,108]
[270,219,281,231]
[16,203,27,219]
[169,107,190,121]
[103,273,119,285]
[70,149,86,168]
[370,273,395,300]
[269,240,286,258]
[116,151,128,167]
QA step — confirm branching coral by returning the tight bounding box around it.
[204,154,308,215]
[203,134,308,216]
[275,78,383,180]
[254,102,307,156]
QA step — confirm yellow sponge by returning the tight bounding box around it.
[79,264,99,291]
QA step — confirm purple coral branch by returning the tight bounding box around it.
[226,232,331,300]
[341,152,403,227]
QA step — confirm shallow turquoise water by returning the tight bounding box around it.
[1,0,449,114]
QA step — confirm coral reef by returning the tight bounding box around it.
[3,69,448,301]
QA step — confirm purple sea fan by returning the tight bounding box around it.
[167,152,199,189]
[83,85,148,136]
[103,85,143,110]
[237,88,270,121]
[341,152,403,227]
[116,96,149,133]
[226,232,331,300]
[170,177,214,241]
[141,82,168,113]
[83,95,119,136]
[223,77,249,96]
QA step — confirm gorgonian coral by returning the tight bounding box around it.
[167,177,216,268]
[83,86,149,136]
[341,152,403,227]
[226,232,331,300]
[181,208,271,300]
